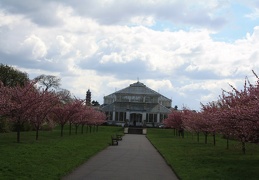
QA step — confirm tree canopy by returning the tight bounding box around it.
[0,64,29,87]
[92,100,100,106]
[34,74,61,91]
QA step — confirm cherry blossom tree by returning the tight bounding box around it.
[183,71,259,154]
[52,99,83,137]
[164,110,184,137]
[91,110,106,132]
[217,78,259,154]
[182,109,201,142]
[79,107,93,134]
[29,90,59,140]
[0,81,40,142]
[200,102,221,145]
[71,101,91,134]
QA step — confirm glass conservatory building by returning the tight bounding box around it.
[101,81,172,127]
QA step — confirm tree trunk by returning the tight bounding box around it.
[36,125,39,140]
[96,125,99,132]
[242,140,246,155]
[226,137,229,150]
[61,124,64,137]
[16,120,21,143]
[75,125,78,134]
[197,132,199,142]
[69,122,72,135]
[204,132,208,144]
[81,124,84,134]
[213,133,216,146]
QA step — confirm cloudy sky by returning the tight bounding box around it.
[1,0,259,110]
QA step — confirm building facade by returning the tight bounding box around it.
[101,81,172,127]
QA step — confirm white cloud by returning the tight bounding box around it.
[0,0,229,29]
[245,8,259,20]
[22,34,47,59]
[1,0,259,110]
[55,35,74,56]
[0,10,21,28]
[145,79,174,92]
[130,16,156,26]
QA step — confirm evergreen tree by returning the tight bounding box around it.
[0,64,29,87]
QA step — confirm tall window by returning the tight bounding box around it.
[148,113,153,122]
[119,112,125,122]
[106,111,113,120]
[154,114,157,122]
[160,114,164,121]
[115,112,126,121]
[115,112,119,121]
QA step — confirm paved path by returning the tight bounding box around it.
[62,134,178,180]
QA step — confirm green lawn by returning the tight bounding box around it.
[147,128,259,180]
[2,127,258,180]
[0,126,123,180]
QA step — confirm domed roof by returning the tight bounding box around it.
[129,81,145,87]
[115,81,159,95]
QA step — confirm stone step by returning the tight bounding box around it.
[128,128,143,134]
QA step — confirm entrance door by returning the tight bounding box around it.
[130,113,142,126]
